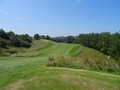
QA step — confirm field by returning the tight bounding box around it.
[0,40,120,90]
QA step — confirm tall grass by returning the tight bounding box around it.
[47,47,120,74]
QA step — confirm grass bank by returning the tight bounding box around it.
[47,46,120,74]
[0,40,120,90]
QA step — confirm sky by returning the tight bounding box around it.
[0,0,120,36]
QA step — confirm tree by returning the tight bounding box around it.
[51,36,66,43]
[34,34,40,40]
[10,35,31,48]
[0,29,10,40]
[66,36,75,43]
[20,39,31,48]
[0,38,7,48]
[10,36,21,47]
[98,32,111,54]
[19,34,32,42]
[41,35,45,39]
[0,28,32,48]
[108,32,120,60]
[45,35,51,40]
[7,31,16,39]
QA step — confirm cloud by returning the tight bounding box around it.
[0,10,22,26]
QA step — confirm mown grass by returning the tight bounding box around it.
[0,56,120,90]
[69,45,82,56]
[0,40,120,90]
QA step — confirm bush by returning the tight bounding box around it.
[10,36,21,47]
[34,34,40,40]
[10,35,31,48]
[45,35,51,40]
[0,29,10,40]
[19,34,32,43]
[20,40,31,48]
[0,38,7,47]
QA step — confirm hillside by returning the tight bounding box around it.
[0,40,79,57]
[0,40,120,90]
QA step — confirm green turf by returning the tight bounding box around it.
[0,40,120,90]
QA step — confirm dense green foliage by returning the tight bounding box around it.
[51,32,120,61]
[52,36,75,43]
[0,29,10,40]
[52,36,66,43]
[40,35,46,39]
[75,32,120,61]
[66,36,75,43]
[0,29,32,48]
[45,35,51,40]
[0,38,8,48]
[34,34,41,40]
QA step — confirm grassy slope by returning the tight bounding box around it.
[48,46,120,74]
[0,40,120,90]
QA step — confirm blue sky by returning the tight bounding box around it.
[0,0,120,36]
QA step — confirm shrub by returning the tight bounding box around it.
[0,38,7,47]
[10,36,21,47]
[19,34,32,43]
[20,40,31,48]
[47,55,120,74]
[34,34,40,40]
[0,29,10,40]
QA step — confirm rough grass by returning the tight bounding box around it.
[0,40,120,90]
[0,40,49,57]
[47,47,120,74]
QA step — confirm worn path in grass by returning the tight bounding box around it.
[0,40,120,90]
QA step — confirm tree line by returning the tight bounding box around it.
[33,34,51,40]
[0,29,32,48]
[0,28,119,60]
[51,32,120,61]
[51,36,75,43]
[76,32,120,61]
[0,28,51,48]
